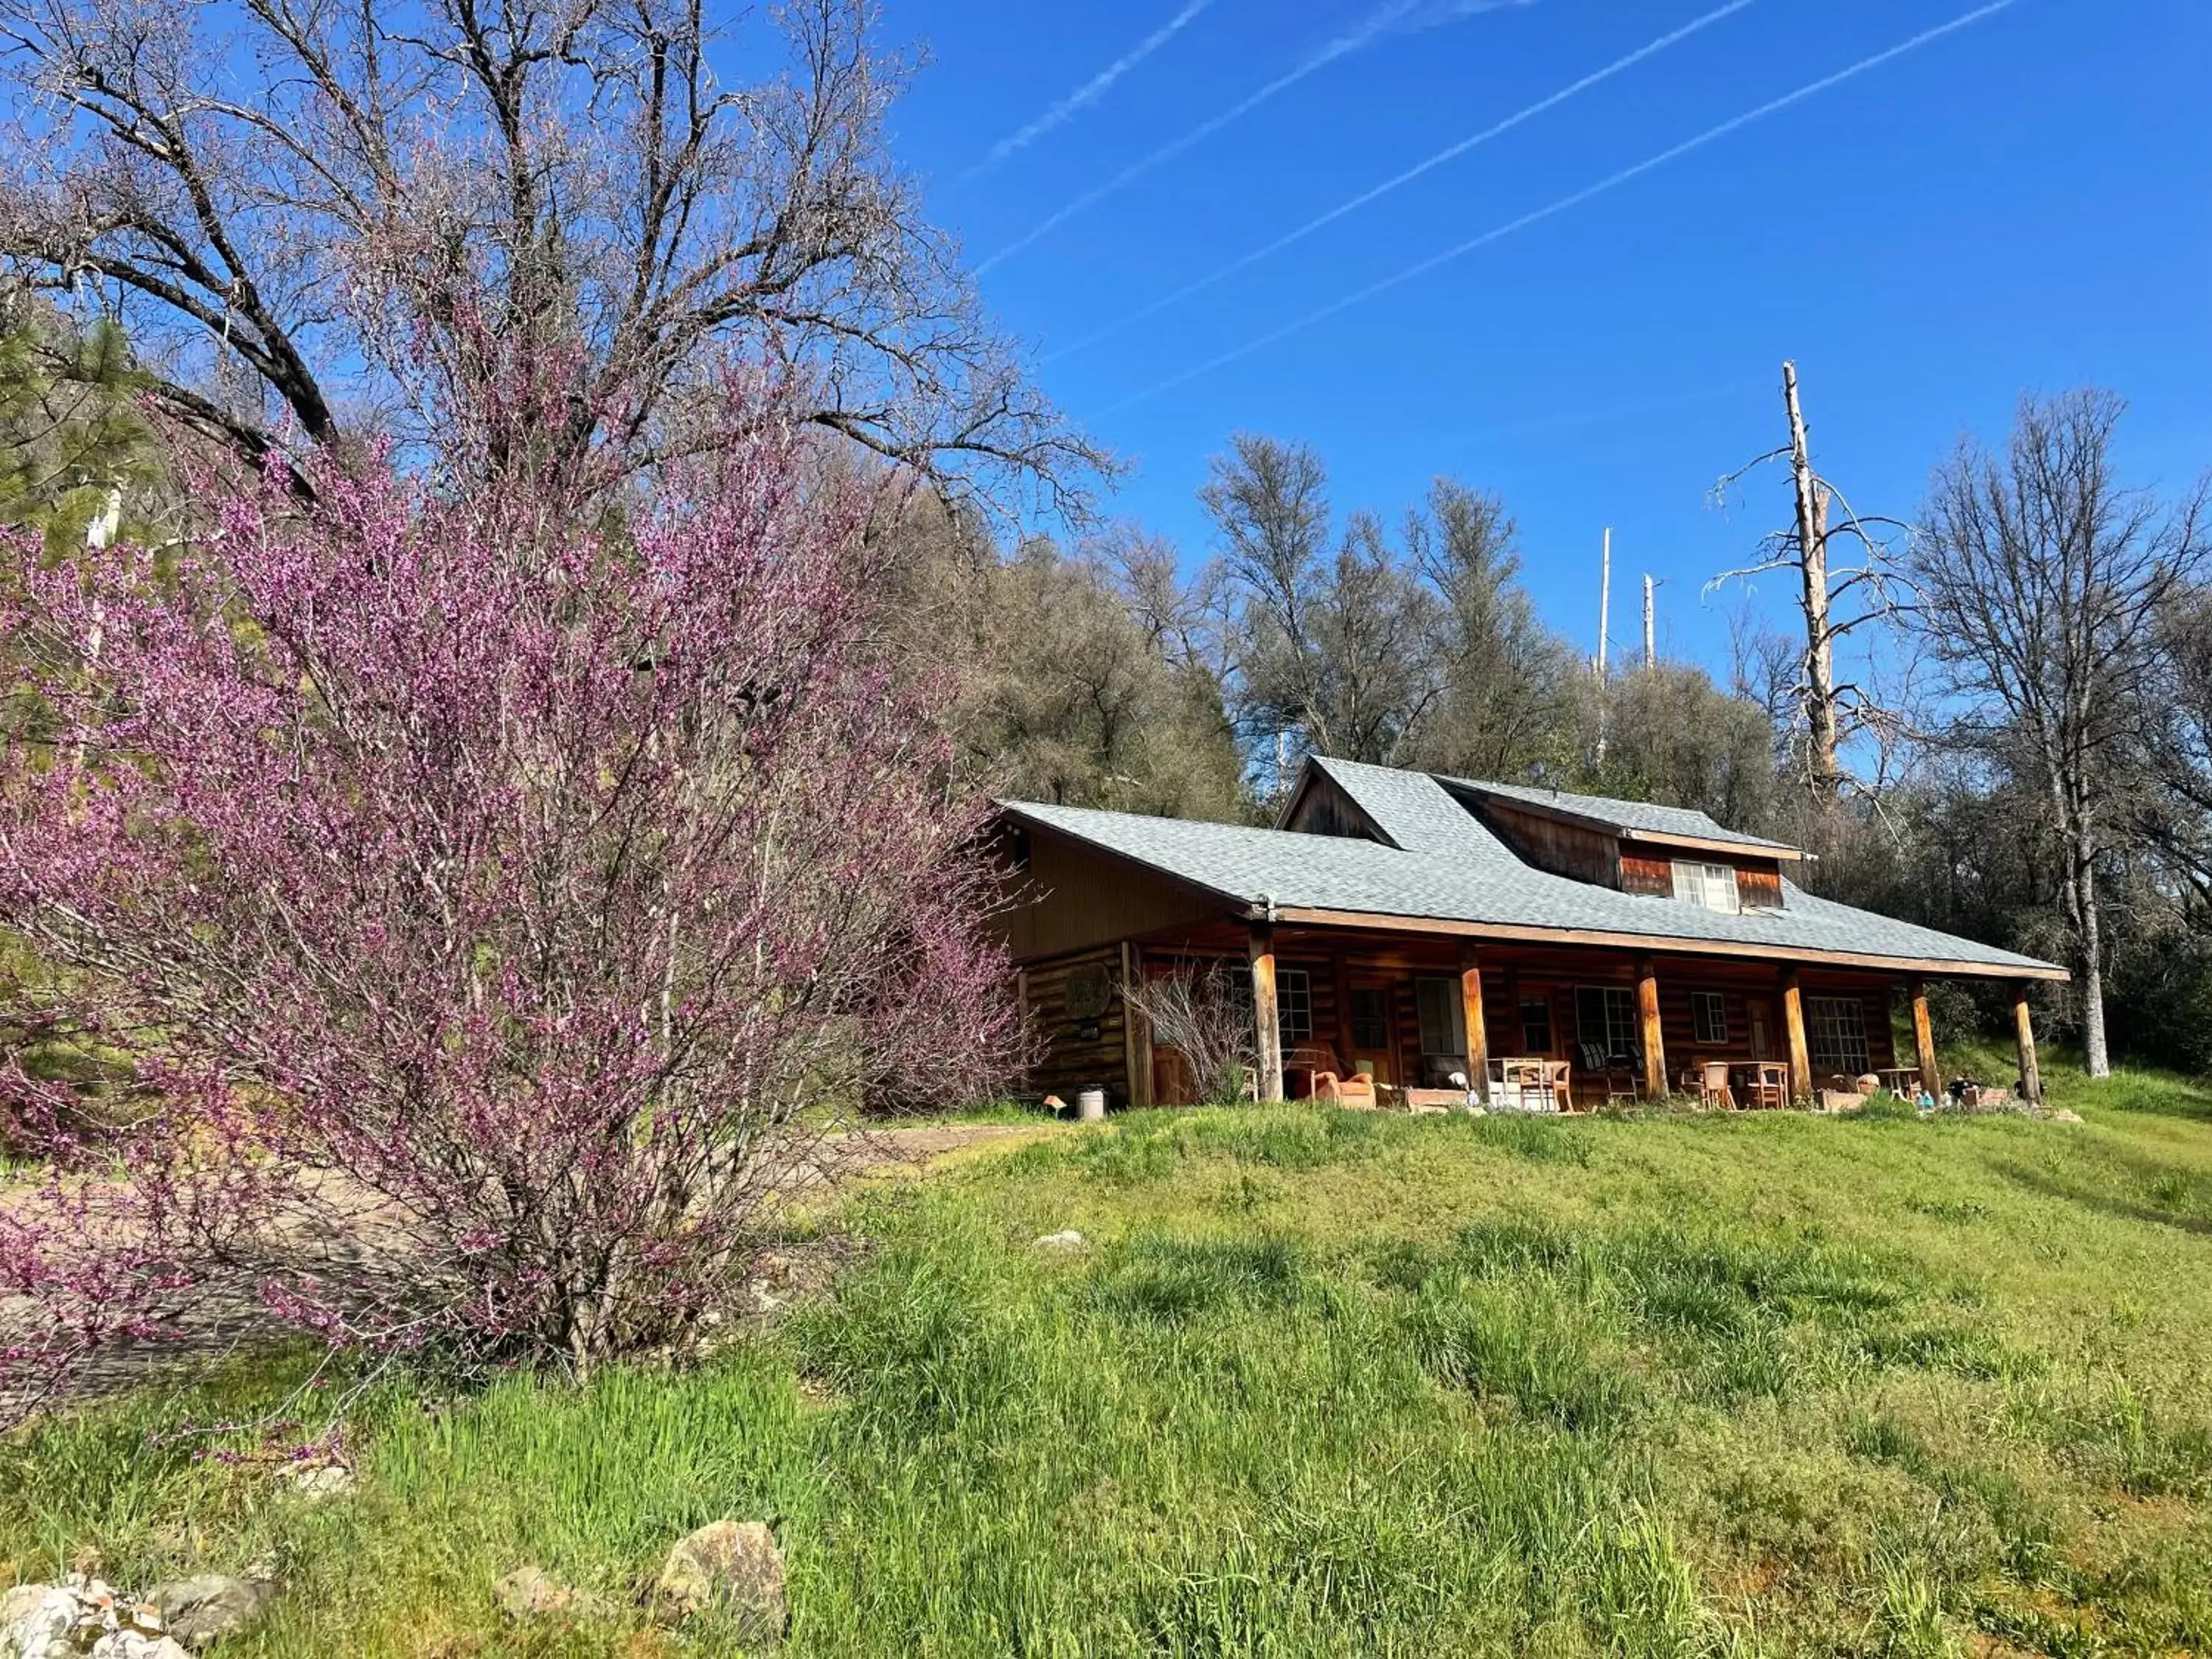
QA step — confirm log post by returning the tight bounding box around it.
[1248,921,1284,1102]
[1908,978,1941,1099]
[1121,942,1152,1108]
[1460,945,1489,1105]
[2012,982,2042,1105]
[1635,957,1666,1100]
[1781,965,1813,1103]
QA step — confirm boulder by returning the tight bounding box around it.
[146,1576,271,1649]
[652,1520,785,1638]
[1031,1230,1087,1253]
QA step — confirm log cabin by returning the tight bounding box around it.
[992,755,2065,1113]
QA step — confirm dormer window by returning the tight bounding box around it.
[1673,860,1740,914]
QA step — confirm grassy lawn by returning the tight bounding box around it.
[6,1058,2212,1656]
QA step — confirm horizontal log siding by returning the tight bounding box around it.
[1022,946,1130,1105]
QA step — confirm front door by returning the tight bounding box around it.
[1747,998,1775,1060]
[1347,980,1395,1085]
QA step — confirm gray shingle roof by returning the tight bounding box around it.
[1000,765,2063,979]
[1441,776,1802,855]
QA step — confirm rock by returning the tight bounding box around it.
[282,1463,354,1500]
[652,1520,785,1637]
[2,1578,187,1659]
[146,1576,271,1649]
[492,1566,611,1622]
[1030,1229,1086,1252]
[2050,1107,2083,1123]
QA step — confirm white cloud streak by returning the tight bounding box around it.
[968,0,1217,178]
[1048,0,1758,364]
[1093,0,2018,417]
[975,0,1436,275]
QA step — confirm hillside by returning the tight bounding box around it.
[6,1069,2211,1655]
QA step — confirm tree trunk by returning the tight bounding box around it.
[1783,364,1843,802]
[2073,847,2111,1077]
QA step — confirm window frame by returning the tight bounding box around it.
[1573,985,1641,1064]
[1672,860,1742,914]
[1691,990,1729,1046]
[1806,993,1871,1075]
[1231,964,1315,1045]
[1518,997,1554,1055]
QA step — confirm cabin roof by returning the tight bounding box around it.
[1439,776,1805,858]
[998,762,2065,981]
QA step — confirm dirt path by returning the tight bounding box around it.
[3,1117,1062,1419]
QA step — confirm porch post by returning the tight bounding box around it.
[1635,956,1666,1099]
[1909,978,1941,1099]
[1781,965,1813,1103]
[2012,981,2042,1105]
[1248,920,1284,1102]
[1121,942,1152,1108]
[1460,945,1489,1103]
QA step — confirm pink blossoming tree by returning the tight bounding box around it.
[0,378,1018,1408]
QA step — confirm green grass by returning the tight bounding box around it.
[7,1065,2212,1655]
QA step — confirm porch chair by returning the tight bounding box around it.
[1695,1060,1736,1110]
[1739,1061,1789,1110]
[1287,1044,1379,1110]
[1579,1040,1639,1105]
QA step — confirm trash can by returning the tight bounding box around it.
[1077,1088,1107,1122]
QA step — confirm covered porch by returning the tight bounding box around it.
[1107,917,2044,1114]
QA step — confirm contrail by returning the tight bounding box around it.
[1093,0,2017,417]
[1048,0,1757,363]
[967,0,1217,178]
[976,0,1433,275]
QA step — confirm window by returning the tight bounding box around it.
[1806,994,1871,1075]
[1691,991,1728,1046]
[1519,998,1554,1054]
[1349,987,1391,1051]
[1574,986,1640,1064]
[1414,976,1466,1060]
[1672,860,1741,914]
[1231,965,1314,1043]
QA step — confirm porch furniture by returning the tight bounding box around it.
[1493,1057,1563,1113]
[1693,1060,1736,1110]
[1735,1061,1789,1110]
[1312,1067,1378,1108]
[1876,1067,1921,1097]
[1403,1086,1472,1113]
[1578,1040,1641,1105]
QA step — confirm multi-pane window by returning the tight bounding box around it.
[1349,987,1391,1051]
[1276,970,1313,1043]
[1574,986,1640,1063]
[1672,860,1742,914]
[1806,994,1871,1074]
[1519,998,1554,1054]
[1231,966,1315,1043]
[1691,990,1728,1046]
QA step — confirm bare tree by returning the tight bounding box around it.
[1123,960,1255,1107]
[0,0,1100,509]
[1200,434,1440,778]
[1709,362,1907,803]
[1913,389,2208,1077]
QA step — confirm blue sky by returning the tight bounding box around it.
[889,0,2210,675]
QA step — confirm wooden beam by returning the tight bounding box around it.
[1909,978,1941,1099]
[2013,982,2042,1105]
[1781,966,1813,1102]
[1121,942,1153,1108]
[1461,945,1489,1102]
[1248,921,1284,1102]
[1635,956,1666,1099]
[1264,907,2071,981]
